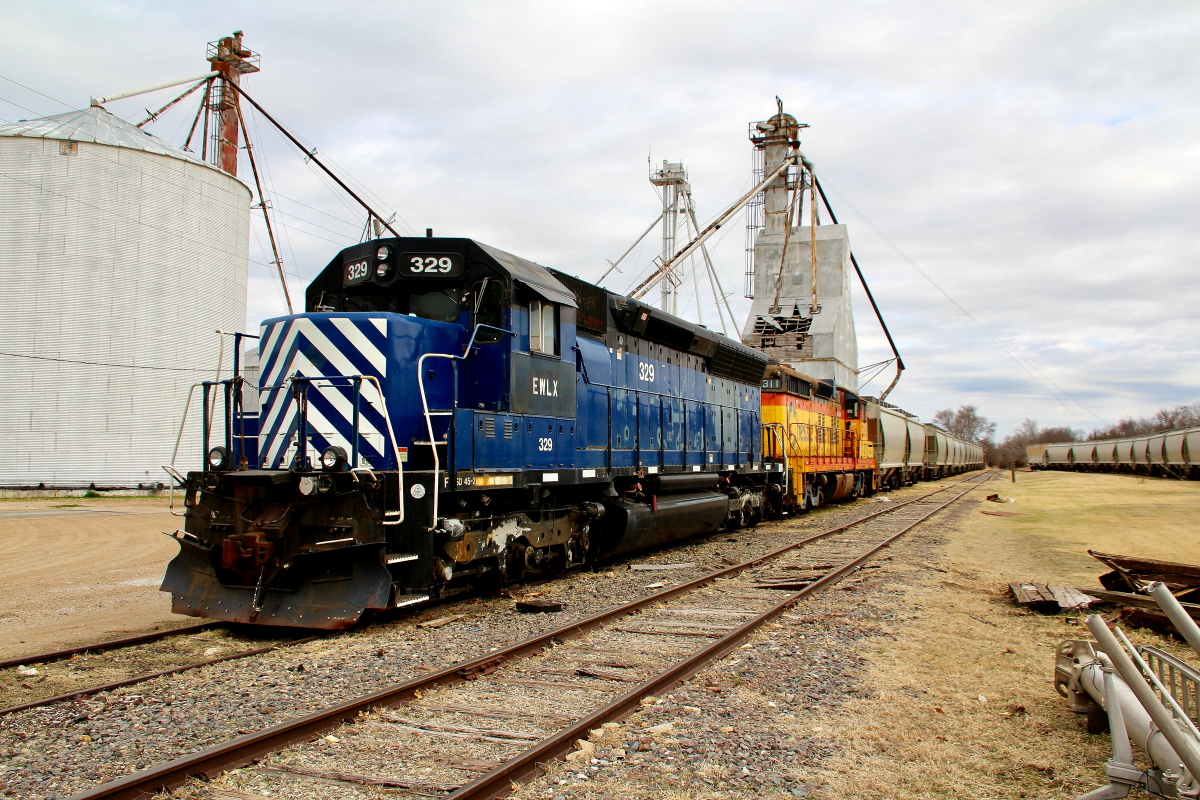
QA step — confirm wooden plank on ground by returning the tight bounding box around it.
[416,614,466,629]
[614,627,723,638]
[1049,585,1098,610]
[575,666,640,682]
[262,764,460,791]
[1009,582,1060,612]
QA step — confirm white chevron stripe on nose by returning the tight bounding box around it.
[258,317,390,468]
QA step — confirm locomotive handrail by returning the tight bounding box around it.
[781,421,860,461]
[164,382,205,517]
[761,422,788,497]
[418,324,515,532]
[288,374,406,525]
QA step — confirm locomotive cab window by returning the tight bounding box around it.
[529,300,558,356]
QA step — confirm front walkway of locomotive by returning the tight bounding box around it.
[161,236,783,629]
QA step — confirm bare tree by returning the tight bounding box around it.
[1086,402,1200,440]
[931,405,997,444]
[993,418,1079,467]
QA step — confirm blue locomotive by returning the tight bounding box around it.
[162,236,778,628]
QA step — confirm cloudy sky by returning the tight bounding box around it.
[2,1,1197,438]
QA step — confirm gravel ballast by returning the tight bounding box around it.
[0,478,974,799]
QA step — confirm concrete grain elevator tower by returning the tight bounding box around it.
[740,109,859,392]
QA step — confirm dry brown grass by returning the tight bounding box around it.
[806,470,1200,798]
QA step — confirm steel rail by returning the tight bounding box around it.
[448,474,989,799]
[68,472,990,800]
[0,637,318,718]
[0,622,219,671]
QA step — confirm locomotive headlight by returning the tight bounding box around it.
[376,246,390,260]
[320,445,347,471]
[207,446,231,471]
[376,262,391,278]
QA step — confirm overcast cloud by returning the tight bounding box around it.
[2,0,1197,437]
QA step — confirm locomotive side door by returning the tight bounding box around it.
[462,275,510,412]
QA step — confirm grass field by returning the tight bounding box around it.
[814,470,1200,799]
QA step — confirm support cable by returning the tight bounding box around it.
[815,175,1106,426]
[685,199,735,336]
[808,173,819,315]
[810,174,905,400]
[596,212,664,286]
[182,80,212,153]
[221,82,402,239]
[137,80,207,129]
[236,103,293,313]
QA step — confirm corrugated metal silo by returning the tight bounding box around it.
[0,106,250,486]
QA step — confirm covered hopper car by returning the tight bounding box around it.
[1031,428,1200,478]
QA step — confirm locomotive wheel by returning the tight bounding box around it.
[542,548,568,578]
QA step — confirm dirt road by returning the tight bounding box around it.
[0,497,192,662]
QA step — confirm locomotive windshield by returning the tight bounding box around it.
[409,288,460,322]
[338,281,462,321]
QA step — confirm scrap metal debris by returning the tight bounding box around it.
[1084,551,1200,632]
[1011,552,1200,632]
[1090,550,1200,599]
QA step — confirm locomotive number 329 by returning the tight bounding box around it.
[408,256,455,273]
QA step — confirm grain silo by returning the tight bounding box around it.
[0,44,254,487]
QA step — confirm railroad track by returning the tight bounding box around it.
[2,563,599,717]
[1,473,961,720]
[0,623,219,672]
[0,632,318,717]
[69,470,992,800]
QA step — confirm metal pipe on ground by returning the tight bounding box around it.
[1076,654,1181,789]
[1150,581,1200,660]
[1085,615,1200,781]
